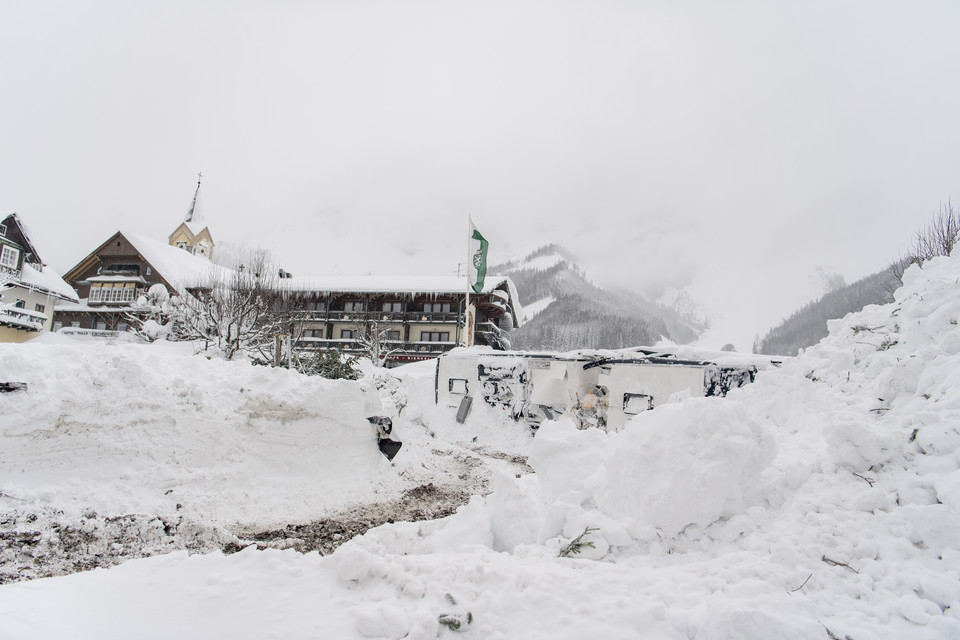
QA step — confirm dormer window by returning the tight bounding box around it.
[0,244,19,270]
[0,223,6,237]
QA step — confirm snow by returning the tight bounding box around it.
[121,231,230,290]
[0,303,46,330]
[514,253,566,272]
[522,296,555,321]
[281,274,513,296]
[17,263,80,302]
[86,275,147,283]
[3,253,960,638]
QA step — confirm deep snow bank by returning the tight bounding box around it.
[342,254,960,639]
[0,339,394,527]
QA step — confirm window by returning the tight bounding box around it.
[344,301,363,312]
[448,378,468,394]
[421,331,450,342]
[384,330,400,341]
[34,304,45,314]
[423,302,451,313]
[91,285,135,304]
[104,264,140,275]
[14,299,25,309]
[303,329,323,338]
[96,322,106,330]
[340,329,355,339]
[623,393,654,415]
[118,323,128,332]
[0,223,6,237]
[0,244,19,269]
[306,301,326,311]
[53,321,62,332]
[382,302,402,312]
[70,321,80,328]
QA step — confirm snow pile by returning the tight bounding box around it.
[533,399,776,538]
[0,337,408,549]
[340,253,960,638]
[2,254,960,638]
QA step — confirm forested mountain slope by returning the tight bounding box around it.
[497,245,705,351]
[754,264,902,356]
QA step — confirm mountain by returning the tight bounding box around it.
[754,263,903,356]
[496,244,707,351]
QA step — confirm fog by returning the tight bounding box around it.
[3,0,958,349]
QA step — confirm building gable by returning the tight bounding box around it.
[1,213,43,268]
[62,231,176,301]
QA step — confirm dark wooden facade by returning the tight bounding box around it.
[288,283,517,365]
[54,232,177,331]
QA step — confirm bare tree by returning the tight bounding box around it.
[352,317,401,367]
[174,252,286,360]
[910,200,960,265]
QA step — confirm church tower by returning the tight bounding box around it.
[168,173,215,260]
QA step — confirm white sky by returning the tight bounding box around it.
[3,0,959,350]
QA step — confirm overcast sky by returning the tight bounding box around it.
[3,0,959,349]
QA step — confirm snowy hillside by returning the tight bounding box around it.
[755,263,903,356]
[3,252,960,638]
[497,244,707,350]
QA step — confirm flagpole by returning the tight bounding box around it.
[465,215,471,347]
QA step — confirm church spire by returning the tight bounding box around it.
[185,171,203,224]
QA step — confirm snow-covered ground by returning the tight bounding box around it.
[3,253,960,639]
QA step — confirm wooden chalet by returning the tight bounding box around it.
[54,231,224,334]
[0,212,79,342]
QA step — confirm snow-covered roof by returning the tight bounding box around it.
[280,274,522,326]
[55,299,135,313]
[182,221,208,237]
[121,231,231,290]
[86,275,148,284]
[282,274,514,296]
[17,263,80,303]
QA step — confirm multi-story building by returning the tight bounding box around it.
[55,179,223,333]
[0,213,79,342]
[283,275,520,364]
[54,230,224,333]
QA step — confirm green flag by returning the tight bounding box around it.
[469,222,488,295]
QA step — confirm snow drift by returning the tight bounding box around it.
[3,253,960,639]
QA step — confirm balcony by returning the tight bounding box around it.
[0,304,45,332]
[294,337,455,356]
[0,264,22,281]
[405,312,461,324]
[476,321,504,336]
[309,310,461,325]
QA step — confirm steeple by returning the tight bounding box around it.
[169,172,215,260]
[185,171,204,227]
